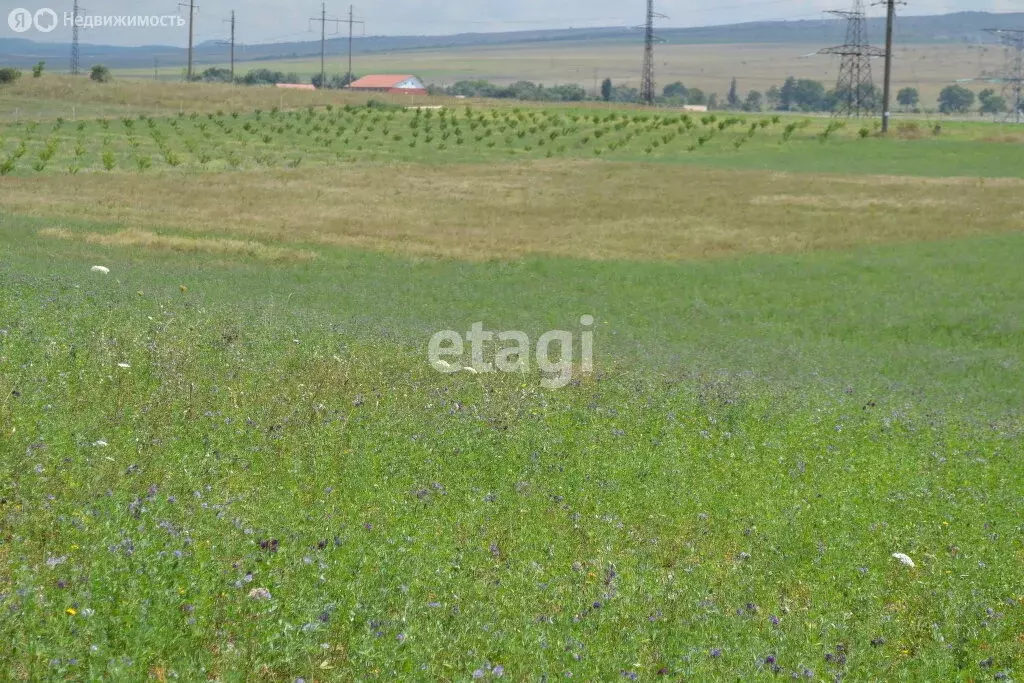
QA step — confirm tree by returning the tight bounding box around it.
[685,88,706,106]
[662,81,687,99]
[792,79,827,111]
[979,88,1007,116]
[743,90,763,112]
[238,68,301,86]
[896,87,919,110]
[765,85,781,110]
[779,77,798,110]
[727,77,740,109]
[0,68,22,84]
[601,77,613,102]
[200,67,233,83]
[32,61,45,78]
[707,93,719,110]
[89,65,112,83]
[938,85,975,114]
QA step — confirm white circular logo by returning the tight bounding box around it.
[7,8,33,33]
[34,8,58,33]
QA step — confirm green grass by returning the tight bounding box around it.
[3,213,1024,415]
[2,81,1023,680]
[1,220,1022,680]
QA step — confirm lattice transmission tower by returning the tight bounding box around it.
[984,28,1024,123]
[639,0,667,105]
[640,0,656,104]
[819,0,884,117]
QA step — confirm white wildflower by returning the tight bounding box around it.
[117,363,131,369]
[247,587,272,601]
[892,552,915,568]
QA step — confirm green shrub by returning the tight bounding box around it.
[0,68,22,84]
[90,65,112,83]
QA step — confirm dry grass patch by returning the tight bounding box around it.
[0,76,449,120]
[5,161,1023,262]
[39,227,317,263]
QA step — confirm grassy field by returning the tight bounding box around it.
[113,42,1000,110]
[1,79,1022,680]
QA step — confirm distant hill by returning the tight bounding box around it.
[1,12,1021,71]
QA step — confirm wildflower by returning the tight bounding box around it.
[770,615,781,626]
[493,665,504,677]
[247,587,272,601]
[65,607,77,616]
[396,633,407,643]
[117,363,131,369]
[710,648,722,658]
[892,552,915,568]
[45,555,67,569]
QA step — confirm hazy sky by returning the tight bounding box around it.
[3,0,1019,46]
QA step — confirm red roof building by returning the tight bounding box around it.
[347,74,427,95]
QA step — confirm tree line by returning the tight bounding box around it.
[652,77,1019,116]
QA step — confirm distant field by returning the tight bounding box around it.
[113,41,1004,110]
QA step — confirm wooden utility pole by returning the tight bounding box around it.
[178,0,198,81]
[345,6,364,86]
[310,4,344,88]
[879,0,904,133]
[226,10,235,81]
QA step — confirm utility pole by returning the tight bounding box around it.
[154,57,159,80]
[881,0,895,132]
[70,0,81,75]
[224,10,236,81]
[310,3,343,88]
[178,0,198,81]
[345,6,364,86]
[878,0,904,133]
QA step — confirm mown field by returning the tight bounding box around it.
[1,78,1022,681]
